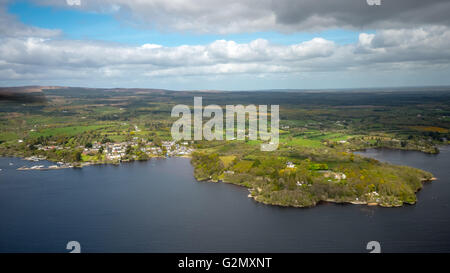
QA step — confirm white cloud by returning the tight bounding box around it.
[1,1,450,88]
[0,36,337,70]
[66,0,81,6]
[1,25,450,87]
[140,44,163,49]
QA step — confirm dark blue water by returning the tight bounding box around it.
[0,146,449,253]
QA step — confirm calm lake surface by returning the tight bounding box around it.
[1,147,449,253]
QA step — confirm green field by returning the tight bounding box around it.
[1,87,448,208]
[29,124,113,138]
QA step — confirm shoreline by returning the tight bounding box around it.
[3,143,445,171]
[2,154,193,171]
[353,146,441,155]
[223,175,438,209]
[2,146,440,209]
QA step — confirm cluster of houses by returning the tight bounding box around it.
[322,170,347,181]
[366,191,381,203]
[35,144,66,151]
[33,139,194,162]
[163,141,193,156]
[83,140,195,161]
[103,142,128,160]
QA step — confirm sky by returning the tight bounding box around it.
[1,0,450,90]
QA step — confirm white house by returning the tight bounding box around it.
[286,162,295,168]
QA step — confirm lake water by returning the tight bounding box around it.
[1,147,449,253]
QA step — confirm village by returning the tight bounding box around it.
[99,140,194,161]
[17,139,194,170]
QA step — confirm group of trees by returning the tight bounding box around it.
[190,144,432,207]
[191,152,224,181]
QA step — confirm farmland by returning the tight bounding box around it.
[1,86,449,207]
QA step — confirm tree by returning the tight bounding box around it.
[73,151,82,162]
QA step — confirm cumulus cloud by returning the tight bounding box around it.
[0,37,336,70]
[272,0,450,31]
[31,0,450,33]
[355,26,450,64]
[1,0,450,88]
[1,25,450,85]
